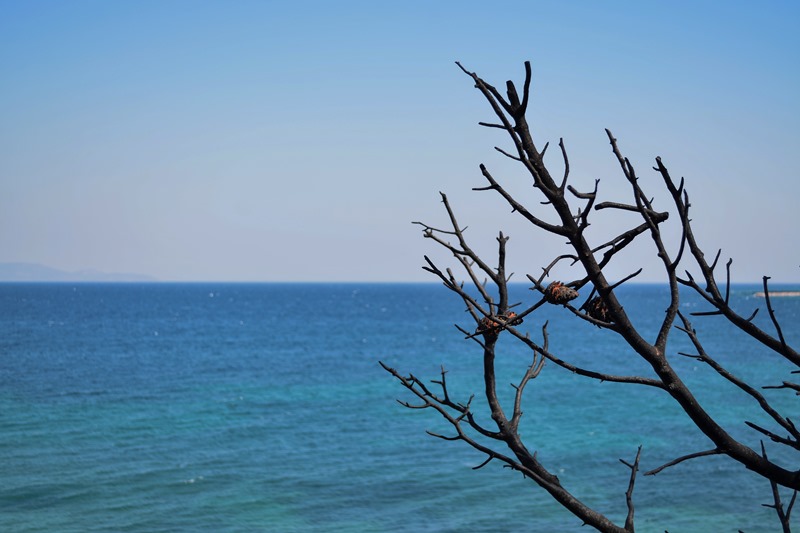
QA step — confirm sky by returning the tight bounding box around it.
[1,1,798,282]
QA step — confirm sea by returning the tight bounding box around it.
[1,282,798,532]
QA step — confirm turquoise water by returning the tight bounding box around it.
[1,283,798,532]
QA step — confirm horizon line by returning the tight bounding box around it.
[2,279,799,285]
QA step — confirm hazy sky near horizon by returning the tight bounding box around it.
[1,1,798,282]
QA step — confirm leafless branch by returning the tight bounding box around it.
[620,446,642,531]
[677,311,800,446]
[761,442,796,533]
[645,448,724,476]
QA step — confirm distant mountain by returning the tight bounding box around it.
[0,262,157,282]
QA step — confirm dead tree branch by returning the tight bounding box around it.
[384,61,799,531]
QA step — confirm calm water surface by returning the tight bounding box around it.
[1,283,798,532]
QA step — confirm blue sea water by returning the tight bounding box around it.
[1,282,799,532]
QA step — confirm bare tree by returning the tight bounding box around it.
[381,62,799,532]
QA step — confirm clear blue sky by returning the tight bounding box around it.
[1,1,798,282]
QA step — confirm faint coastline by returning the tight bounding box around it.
[754,291,800,297]
[0,262,157,282]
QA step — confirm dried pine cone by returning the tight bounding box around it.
[476,312,522,338]
[504,311,523,326]
[586,296,611,322]
[477,316,500,336]
[543,281,579,305]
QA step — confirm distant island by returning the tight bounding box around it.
[0,262,157,282]
[754,291,800,297]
